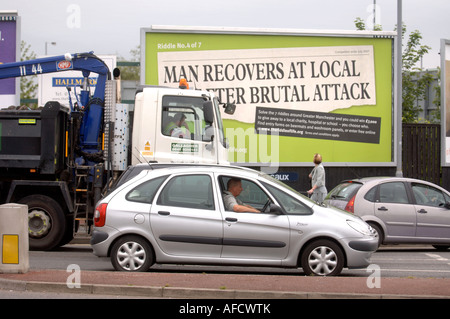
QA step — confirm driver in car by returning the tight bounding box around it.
[223,178,261,213]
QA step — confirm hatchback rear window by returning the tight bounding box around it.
[126,175,168,204]
[327,182,362,200]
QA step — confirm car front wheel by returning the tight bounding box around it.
[301,239,345,276]
[110,236,154,272]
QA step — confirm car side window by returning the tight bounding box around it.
[238,179,268,207]
[263,183,312,215]
[364,186,377,202]
[412,183,446,207]
[157,174,215,210]
[379,182,409,204]
[220,176,269,210]
[445,193,450,204]
[126,175,168,204]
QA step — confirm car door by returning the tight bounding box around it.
[411,182,450,239]
[373,181,416,238]
[218,175,290,260]
[150,173,223,257]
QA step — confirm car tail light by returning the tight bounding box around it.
[345,195,356,214]
[94,203,107,227]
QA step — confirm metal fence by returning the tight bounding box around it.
[402,123,441,185]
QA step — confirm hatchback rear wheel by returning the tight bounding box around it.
[301,239,344,276]
[110,236,154,272]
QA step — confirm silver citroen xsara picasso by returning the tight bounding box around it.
[91,164,378,276]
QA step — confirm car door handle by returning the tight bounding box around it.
[158,211,171,216]
[377,206,388,211]
[418,209,428,214]
[225,217,238,222]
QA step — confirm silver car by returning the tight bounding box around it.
[91,164,378,276]
[324,177,450,250]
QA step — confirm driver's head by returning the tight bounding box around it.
[227,178,243,197]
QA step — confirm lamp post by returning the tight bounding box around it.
[45,41,56,55]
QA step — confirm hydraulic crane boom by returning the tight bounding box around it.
[0,52,110,154]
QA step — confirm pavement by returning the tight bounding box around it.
[1,267,450,299]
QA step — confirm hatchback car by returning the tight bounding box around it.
[91,164,378,276]
[324,177,450,250]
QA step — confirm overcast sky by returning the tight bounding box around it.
[2,0,450,69]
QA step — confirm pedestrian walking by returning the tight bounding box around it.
[307,153,327,204]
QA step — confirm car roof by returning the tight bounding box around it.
[152,163,262,177]
[341,176,398,183]
[117,163,261,184]
[340,176,443,187]
[131,162,255,173]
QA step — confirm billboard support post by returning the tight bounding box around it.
[395,0,403,177]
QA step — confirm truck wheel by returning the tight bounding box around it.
[58,217,75,247]
[18,195,66,251]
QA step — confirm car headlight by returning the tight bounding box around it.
[347,220,373,236]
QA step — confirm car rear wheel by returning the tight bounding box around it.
[301,239,345,276]
[110,236,154,272]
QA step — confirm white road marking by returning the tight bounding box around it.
[425,253,450,266]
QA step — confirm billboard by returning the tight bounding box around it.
[141,26,396,166]
[0,11,20,108]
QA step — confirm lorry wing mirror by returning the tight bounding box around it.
[223,103,236,115]
[203,101,214,124]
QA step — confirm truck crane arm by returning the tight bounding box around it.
[0,52,109,78]
[0,52,111,159]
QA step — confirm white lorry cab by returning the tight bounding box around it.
[132,80,235,165]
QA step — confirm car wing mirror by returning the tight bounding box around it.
[269,204,284,215]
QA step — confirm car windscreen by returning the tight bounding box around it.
[326,182,362,200]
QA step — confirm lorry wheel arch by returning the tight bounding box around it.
[18,195,66,251]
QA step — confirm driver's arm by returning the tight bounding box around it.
[233,204,260,213]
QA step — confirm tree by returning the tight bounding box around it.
[20,41,38,108]
[400,24,432,122]
[117,46,140,81]
[354,17,433,123]
[354,17,382,31]
[429,67,441,123]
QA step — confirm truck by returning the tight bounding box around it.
[0,52,235,250]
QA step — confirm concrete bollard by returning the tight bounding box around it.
[0,204,29,274]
